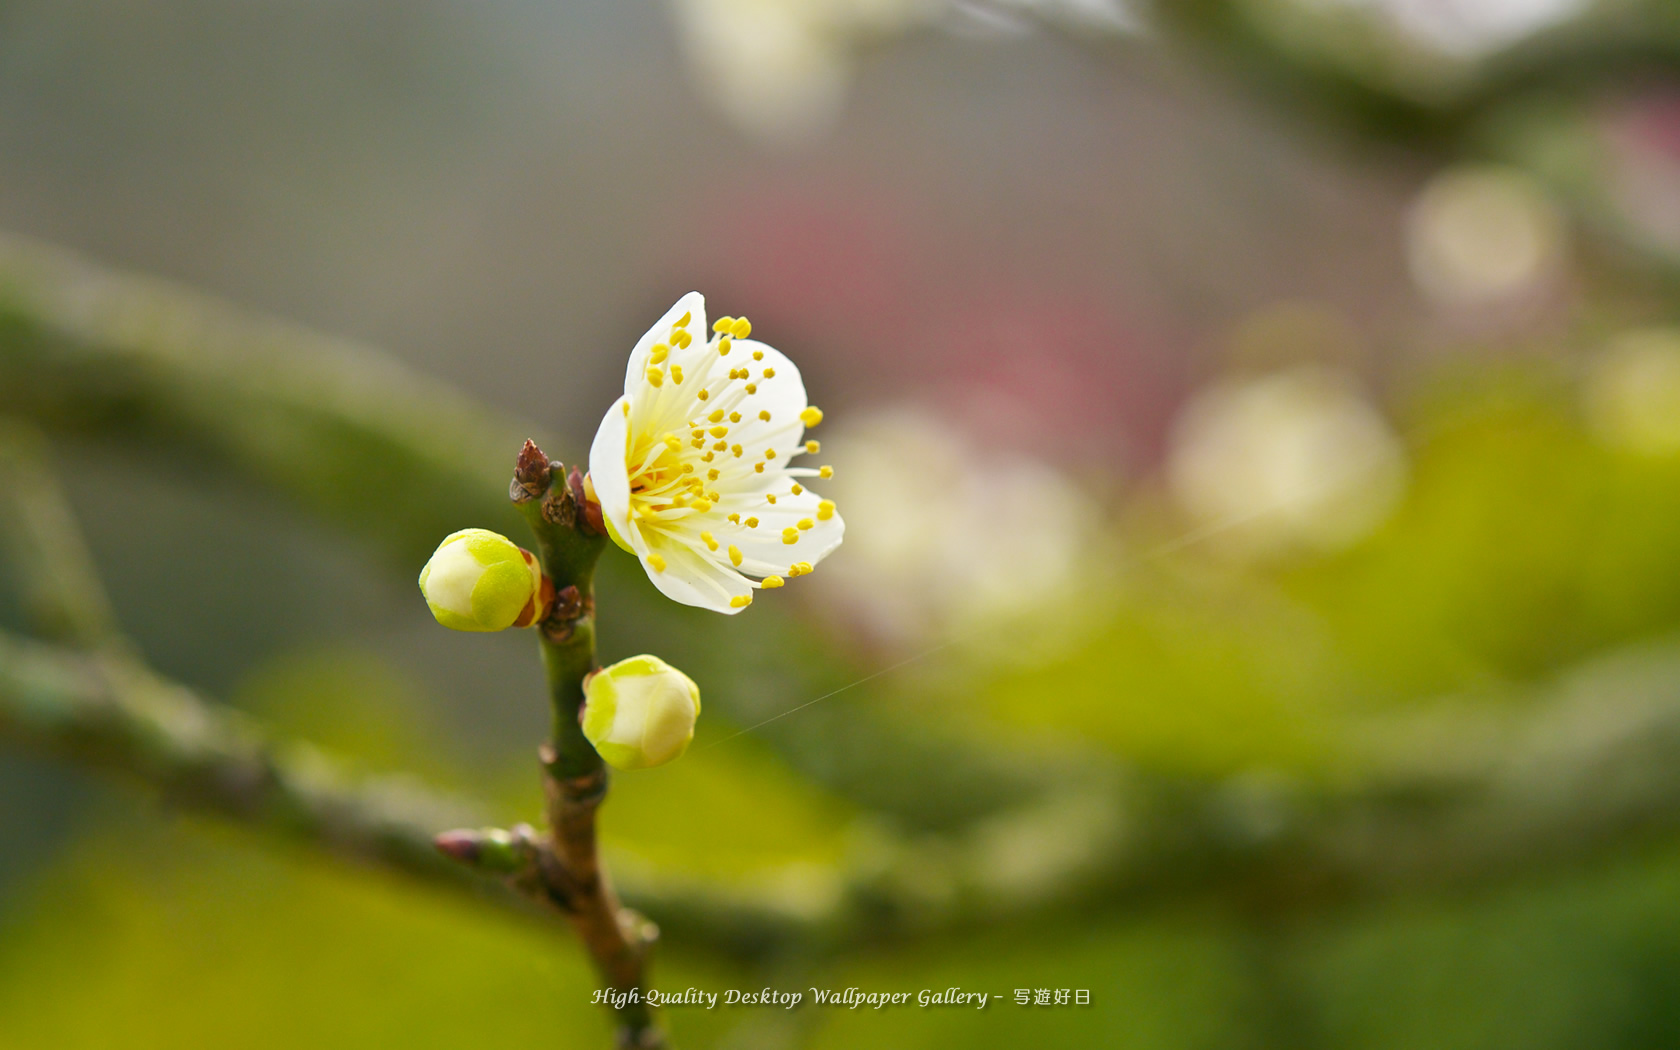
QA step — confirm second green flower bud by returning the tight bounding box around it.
[582,655,701,770]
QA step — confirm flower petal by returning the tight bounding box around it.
[718,481,844,572]
[641,541,755,614]
[624,292,707,395]
[588,396,643,556]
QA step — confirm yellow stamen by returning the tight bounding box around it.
[727,513,740,523]
[647,553,667,572]
[701,451,715,462]
[759,410,772,422]
[800,406,823,427]
[731,317,752,339]
[672,330,692,349]
[731,444,743,457]
[797,518,813,530]
[675,311,691,328]
[701,532,718,551]
[765,448,777,459]
[709,410,725,423]
[745,383,757,394]
[649,344,669,364]
[697,389,710,401]
[791,483,803,495]
[819,465,833,478]
[712,316,734,333]
[670,365,684,383]
[728,544,743,567]
[817,500,835,520]
[754,463,764,473]
[763,367,775,378]
[766,494,778,504]
[692,498,712,512]
[718,337,731,356]
[806,440,820,454]
[729,594,752,608]
[709,425,729,438]
[752,350,764,361]
[646,368,664,387]
[707,468,720,480]
[745,517,759,528]
[782,528,799,544]
[761,576,784,589]
[729,412,741,423]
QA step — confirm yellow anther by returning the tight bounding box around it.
[817,500,835,520]
[622,400,630,416]
[731,317,752,339]
[709,490,720,502]
[764,448,777,459]
[675,311,692,328]
[797,518,814,531]
[650,344,669,364]
[701,450,715,462]
[718,337,731,356]
[795,561,813,575]
[800,406,823,427]
[663,434,682,451]
[752,350,764,361]
[766,494,778,504]
[701,531,718,551]
[786,563,802,577]
[646,367,664,387]
[761,576,784,589]
[672,330,692,349]
[707,468,720,480]
[791,483,804,495]
[708,409,725,423]
[759,410,772,422]
[731,444,743,457]
[745,383,757,394]
[697,389,710,401]
[729,594,752,608]
[681,463,695,474]
[713,440,728,451]
[670,365,684,383]
[709,425,729,438]
[806,440,820,454]
[691,438,705,449]
[763,367,775,378]
[745,516,759,528]
[713,316,734,333]
[692,498,712,512]
[729,412,742,423]
[782,528,799,545]
[728,544,743,567]
[819,465,834,479]
[727,513,740,523]
[754,463,764,473]
[647,553,667,572]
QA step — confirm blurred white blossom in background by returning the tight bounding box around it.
[814,408,1109,662]
[1405,165,1567,309]
[1166,366,1408,560]
[1583,329,1680,456]
[668,0,1134,140]
[1295,0,1590,57]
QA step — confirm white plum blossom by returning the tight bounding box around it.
[588,292,844,614]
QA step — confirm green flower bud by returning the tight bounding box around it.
[581,655,702,770]
[418,528,551,632]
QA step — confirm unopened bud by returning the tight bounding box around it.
[418,528,552,632]
[581,655,701,770]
